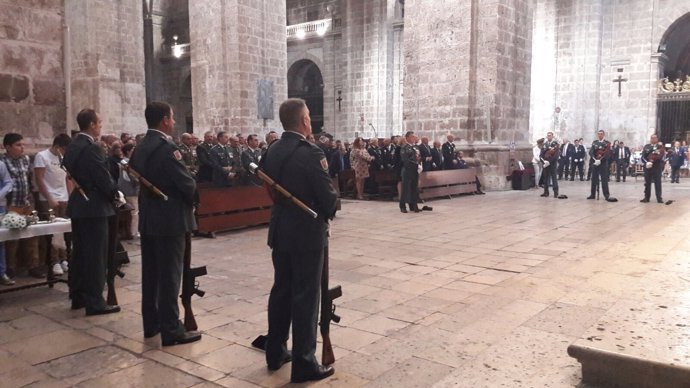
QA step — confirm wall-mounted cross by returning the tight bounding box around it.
[336,90,343,112]
[613,74,627,97]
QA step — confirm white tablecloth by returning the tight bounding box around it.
[0,219,72,242]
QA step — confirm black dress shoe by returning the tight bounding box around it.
[657,199,664,203]
[291,365,335,383]
[412,208,421,213]
[144,329,160,338]
[540,193,549,197]
[267,352,292,371]
[400,208,408,213]
[586,195,595,200]
[605,197,618,202]
[421,205,433,211]
[71,300,85,310]
[162,331,202,347]
[640,198,649,203]
[85,305,121,316]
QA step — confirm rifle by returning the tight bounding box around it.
[59,164,89,201]
[119,160,169,201]
[248,162,317,218]
[106,207,129,305]
[181,232,207,331]
[320,244,342,366]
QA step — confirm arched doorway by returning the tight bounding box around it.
[288,60,324,133]
[657,13,690,143]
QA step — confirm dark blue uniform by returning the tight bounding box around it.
[130,129,197,342]
[262,131,338,379]
[63,133,117,312]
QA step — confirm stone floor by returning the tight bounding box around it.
[1,177,689,387]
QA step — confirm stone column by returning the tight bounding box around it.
[189,0,287,136]
[65,0,147,133]
[403,0,534,189]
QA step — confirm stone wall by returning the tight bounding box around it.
[189,0,287,138]
[529,0,690,148]
[404,0,534,189]
[65,0,147,136]
[0,0,65,148]
[287,0,404,141]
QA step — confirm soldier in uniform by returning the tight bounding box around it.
[640,134,666,203]
[540,132,561,198]
[262,98,337,383]
[196,131,215,183]
[178,133,198,177]
[241,134,262,185]
[400,131,421,213]
[210,132,240,187]
[130,102,201,346]
[586,130,617,202]
[63,109,121,315]
[442,134,457,169]
[570,139,586,181]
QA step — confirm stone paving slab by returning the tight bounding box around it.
[0,180,688,386]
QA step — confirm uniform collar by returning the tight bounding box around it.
[77,132,94,142]
[147,128,169,139]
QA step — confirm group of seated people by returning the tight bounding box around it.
[314,133,484,199]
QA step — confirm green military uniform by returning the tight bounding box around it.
[588,139,612,200]
[399,144,420,211]
[210,144,240,187]
[179,143,198,177]
[540,139,559,197]
[63,133,118,313]
[641,142,665,202]
[241,147,262,185]
[262,131,337,380]
[196,142,214,182]
[130,129,197,342]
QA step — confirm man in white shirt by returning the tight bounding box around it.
[34,133,72,275]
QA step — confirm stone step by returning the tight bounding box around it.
[568,344,690,388]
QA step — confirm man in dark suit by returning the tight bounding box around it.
[63,109,121,316]
[241,134,263,185]
[195,131,215,183]
[130,102,201,346]
[430,140,444,170]
[418,137,433,172]
[210,132,240,187]
[557,140,573,180]
[614,141,631,182]
[570,139,586,181]
[668,140,685,183]
[262,98,338,383]
[400,131,422,213]
[442,134,457,169]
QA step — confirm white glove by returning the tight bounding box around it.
[594,159,601,166]
[115,190,126,207]
[646,161,653,169]
[543,161,550,168]
[417,164,423,174]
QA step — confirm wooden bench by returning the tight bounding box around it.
[196,185,273,237]
[418,168,477,200]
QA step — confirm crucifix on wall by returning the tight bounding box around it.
[613,69,628,97]
[336,90,343,112]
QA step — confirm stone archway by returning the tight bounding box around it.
[656,13,690,143]
[287,59,324,134]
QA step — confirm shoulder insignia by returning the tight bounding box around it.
[320,157,329,171]
[173,150,182,161]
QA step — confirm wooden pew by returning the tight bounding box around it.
[418,169,477,200]
[196,185,273,237]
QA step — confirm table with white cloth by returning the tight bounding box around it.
[0,218,71,294]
